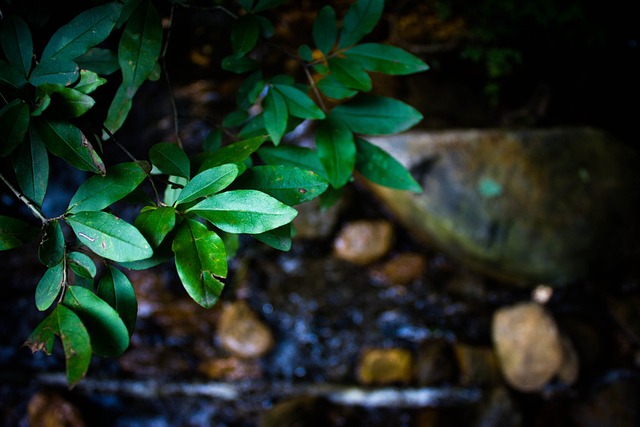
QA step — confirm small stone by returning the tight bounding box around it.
[198,357,262,380]
[260,396,334,427]
[370,252,427,285]
[217,300,275,359]
[415,339,456,386]
[357,348,413,385]
[118,345,190,377]
[453,343,501,387]
[28,391,86,427]
[334,220,394,265]
[557,336,580,385]
[293,196,345,239]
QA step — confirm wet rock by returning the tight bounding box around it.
[365,129,640,285]
[492,302,576,392]
[217,300,275,359]
[453,343,501,387]
[28,391,85,427]
[198,357,262,380]
[118,345,191,377]
[293,197,345,239]
[370,252,427,286]
[414,339,456,386]
[333,220,394,265]
[571,373,640,427]
[357,348,414,385]
[260,396,334,427]
[475,386,523,427]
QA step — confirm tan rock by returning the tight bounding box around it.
[334,220,394,265]
[217,300,274,359]
[28,391,85,427]
[370,252,426,285]
[199,357,262,380]
[453,343,501,386]
[358,348,413,385]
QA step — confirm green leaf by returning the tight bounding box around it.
[239,0,254,10]
[313,6,338,54]
[231,14,260,56]
[29,58,79,87]
[97,266,137,337]
[66,211,153,262]
[236,70,264,107]
[338,0,384,48]
[252,223,292,251]
[68,251,97,279]
[317,74,358,100]
[197,135,268,172]
[67,162,148,213]
[175,163,239,206]
[1,15,33,77]
[332,95,423,135]
[257,145,327,179]
[316,116,356,188]
[0,215,37,250]
[253,0,286,12]
[163,175,188,206]
[133,206,176,247]
[33,119,104,173]
[187,189,298,234]
[0,99,29,157]
[263,87,288,145]
[51,87,96,118]
[172,219,227,308]
[103,83,133,135]
[222,54,258,74]
[0,59,27,88]
[345,43,429,75]
[355,137,421,192]
[75,48,119,75]
[274,84,325,119]
[63,285,130,357]
[234,165,328,205]
[41,2,123,61]
[25,305,91,387]
[203,129,222,152]
[12,125,49,207]
[328,56,372,91]
[73,69,107,94]
[38,220,65,267]
[223,109,249,128]
[149,142,190,178]
[35,261,65,311]
[297,44,313,62]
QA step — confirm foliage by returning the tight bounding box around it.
[0,0,427,387]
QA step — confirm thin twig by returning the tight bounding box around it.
[303,65,327,113]
[0,172,47,224]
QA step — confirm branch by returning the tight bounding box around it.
[0,172,47,224]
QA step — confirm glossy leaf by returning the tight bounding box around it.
[66,211,153,262]
[263,87,288,145]
[317,74,358,100]
[41,2,122,61]
[0,15,33,77]
[25,305,91,387]
[103,84,133,135]
[29,58,79,87]
[0,99,29,157]
[234,165,328,205]
[355,138,422,192]
[345,43,429,75]
[313,6,338,54]
[38,220,65,267]
[203,129,222,152]
[68,251,97,279]
[149,142,190,178]
[0,215,37,250]
[97,266,137,336]
[175,164,239,206]
[35,261,65,311]
[52,87,96,118]
[222,54,258,74]
[134,206,176,247]
[75,48,119,75]
[332,95,423,135]
[328,56,371,91]
[254,0,286,12]
[163,175,188,206]
[338,0,384,48]
[0,59,27,88]
[12,126,49,207]
[297,44,313,62]
[73,70,107,94]
[274,84,325,119]
[239,0,254,10]
[197,136,268,172]
[172,219,227,308]
[316,116,356,188]
[63,285,130,357]
[67,162,148,213]
[187,190,298,234]
[257,145,327,179]
[252,224,292,251]
[231,14,260,56]
[33,119,104,173]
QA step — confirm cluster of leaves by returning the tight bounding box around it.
[0,0,427,387]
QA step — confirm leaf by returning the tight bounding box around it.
[35,261,65,311]
[29,58,79,87]
[51,87,96,118]
[33,119,104,173]
[315,116,356,188]
[197,136,268,172]
[163,175,188,206]
[222,54,258,74]
[149,142,190,178]
[12,125,49,207]
[274,84,325,119]
[172,219,227,308]
[68,251,97,279]
[328,56,372,91]
[0,215,37,250]
[175,164,239,205]
[317,74,358,100]
[239,0,254,10]
[25,305,91,387]
[234,165,328,205]
[338,0,384,48]
[203,129,222,152]
[263,87,288,145]
[67,162,148,213]
[252,224,292,251]
[0,59,27,88]
[38,220,65,267]
[103,83,133,135]
[187,189,298,234]
[97,266,137,337]
[73,70,107,94]
[355,138,422,192]
[345,43,429,75]
[253,0,286,12]
[41,2,123,61]
[223,109,249,128]
[63,285,130,357]
[75,48,119,75]
[66,211,153,262]
[332,95,423,135]
[257,145,328,179]
[0,15,33,77]
[231,14,260,56]
[313,6,338,54]
[133,206,176,247]
[297,44,313,62]
[0,99,29,157]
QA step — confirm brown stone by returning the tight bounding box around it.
[199,357,262,380]
[217,300,274,359]
[28,391,86,427]
[334,220,394,265]
[357,348,413,385]
[415,339,456,386]
[453,343,501,387]
[370,252,427,285]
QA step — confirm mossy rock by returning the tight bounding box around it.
[365,128,639,286]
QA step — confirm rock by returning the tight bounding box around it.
[357,348,414,385]
[370,252,427,285]
[333,220,394,265]
[453,343,501,387]
[28,391,86,427]
[118,345,191,377]
[365,129,640,285]
[492,302,577,392]
[414,339,456,386]
[260,396,334,427]
[217,300,274,359]
[293,196,345,239]
[198,357,262,380]
[474,386,523,427]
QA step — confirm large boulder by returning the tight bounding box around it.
[365,128,639,286]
